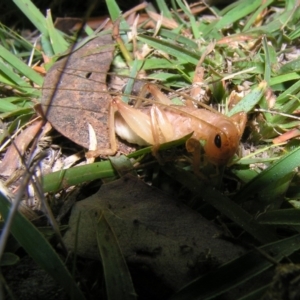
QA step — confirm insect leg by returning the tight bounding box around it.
[136,83,173,107]
[186,138,208,180]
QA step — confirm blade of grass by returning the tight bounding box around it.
[243,0,272,31]
[227,81,267,116]
[247,4,299,34]
[155,0,173,19]
[0,192,86,300]
[238,284,270,300]
[105,0,130,30]
[270,73,300,86]
[279,57,300,74]
[257,209,300,225]
[0,112,34,145]
[175,0,200,39]
[162,165,278,244]
[0,97,30,113]
[45,9,69,54]
[203,0,271,36]
[13,0,70,55]
[263,36,271,85]
[123,59,141,103]
[276,80,300,105]
[289,26,300,40]
[0,45,43,87]
[139,57,181,70]
[12,0,48,35]
[137,34,200,65]
[159,29,198,48]
[96,211,137,300]
[0,24,36,53]
[42,160,117,193]
[0,109,34,124]
[233,146,300,203]
[42,134,191,193]
[109,155,137,177]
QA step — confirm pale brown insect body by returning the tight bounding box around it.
[108,84,247,166]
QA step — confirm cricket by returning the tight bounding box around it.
[86,82,247,167]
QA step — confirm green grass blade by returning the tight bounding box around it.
[12,0,48,35]
[276,80,300,105]
[0,61,32,91]
[0,112,33,144]
[0,98,26,112]
[279,57,300,74]
[263,36,271,84]
[202,0,269,36]
[201,184,278,243]
[123,59,141,103]
[13,0,69,55]
[42,160,117,193]
[248,5,299,34]
[96,212,137,300]
[109,155,136,177]
[175,0,200,39]
[159,29,198,48]
[257,209,300,225]
[137,34,200,65]
[162,165,278,244]
[105,0,129,30]
[0,45,43,87]
[270,73,300,86]
[243,0,273,31]
[45,10,69,54]
[233,147,300,203]
[227,81,267,116]
[289,26,300,40]
[238,285,270,300]
[42,135,191,193]
[139,57,180,70]
[156,0,172,19]
[0,193,86,300]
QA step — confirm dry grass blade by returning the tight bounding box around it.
[0,119,43,176]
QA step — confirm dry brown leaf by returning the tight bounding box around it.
[41,35,134,155]
[41,35,113,152]
[63,174,245,291]
[0,120,43,177]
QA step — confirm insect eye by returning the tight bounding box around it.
[214,134,222,148]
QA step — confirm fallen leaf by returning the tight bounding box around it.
[41,35,134,155]
[63,174,245,291]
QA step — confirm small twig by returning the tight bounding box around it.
[254,108,300,121]
[0,116,41,152]
[112,17,133,65]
